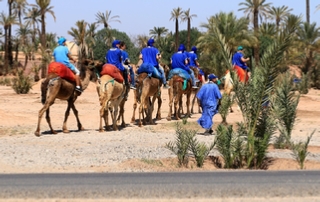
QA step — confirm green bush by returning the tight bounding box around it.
[165,123,195,167]
[0,77,12,86]
[219,93,233,124]
[189,136,215,168]
[11,68,33,94]
[291,130,314,169]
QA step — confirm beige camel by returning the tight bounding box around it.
[223,70,236,112]
[34,59,98,137]
[132,73,161,127]
[98,74,126,132]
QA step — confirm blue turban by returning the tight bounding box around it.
[191,46,197,53]
[237,46,243,51]
[58,37,66,45]
[112,40,120,48]
[147,38,155,46]
[178,44,186,52]
[208,74,218,80]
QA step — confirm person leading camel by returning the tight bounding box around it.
[139,38,169,89]
[196,74,222,135]
[119,41,136,89]
[232,46,250,83]
[53,37,82,93]
[171,44,198,89]
[106,40,135,89]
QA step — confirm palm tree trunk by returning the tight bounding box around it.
[8,1,13,67]
[187,19,191,51]
[253,9,260,65]
[4,28,9,75]
[40,12,47,78]
[306,0,310,24]
[175,19,179,51]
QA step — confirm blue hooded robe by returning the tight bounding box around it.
[196,82,222,130]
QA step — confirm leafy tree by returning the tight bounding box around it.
[93,28,139,64]
[181,8,197,51]
[239,0,272,64]
[268,6,293,31]
[170,7,183,51]
[31,0,56,78]
[23,7,40,44]
[149,26,168,41]
[0,11,18,74]
[12,0,27,24]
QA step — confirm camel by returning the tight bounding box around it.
[132,72,162,127]
[98,74,126,132]
[34,59,98,137]
[130,64,170,125]
[223,70,236,112]
[190,73,204,114]
[166,67,199,121]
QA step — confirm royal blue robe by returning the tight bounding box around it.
[196,82,222,130]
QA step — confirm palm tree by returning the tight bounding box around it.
[24,7,40,44]
[170,7,183,51]
[95,10,120,29]
[238,0,272,64]
[181,8,197,51]
[297,22,320,74]
[149,26,168,40]
[135,34,149,49]
[7,0,14,67]
[306,0,310,24]
[31,0,56,78]
[12,0,27,24]
[16,24,31,68]
[87,22,98,59]
[0,11,18,74]
[68,20,89,61]
[268,6,292,31]
[31,0,56,49]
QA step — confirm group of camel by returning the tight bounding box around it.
[34,59,233,137]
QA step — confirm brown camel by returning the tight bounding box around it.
[34,59,98,137]
[132,73,161,127]
[190,70,203,114]
[166,67,199,121]
[98,74,126,132]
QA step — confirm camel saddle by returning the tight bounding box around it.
[100,64,124,83]
[48,62,76,82]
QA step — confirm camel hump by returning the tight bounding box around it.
[101,64,124,83]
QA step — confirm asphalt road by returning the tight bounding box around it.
[0,171,319,199]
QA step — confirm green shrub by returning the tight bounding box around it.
[273,72,300,149]
[291,130,314,169]
[0,77,12,86]
[219,93,233,124]
[189,136,215,168]
[11,68,33,94]
[165,123,195,167]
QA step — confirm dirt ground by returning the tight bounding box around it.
[0,77,320,173]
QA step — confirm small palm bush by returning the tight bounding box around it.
[219,93,233,124]
[189,136,215,168]
[12,68,33,94]
[166,123,195,167]
[273,72,300,149]
[291,130,315,169]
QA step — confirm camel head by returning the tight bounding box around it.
[78,59,103,83]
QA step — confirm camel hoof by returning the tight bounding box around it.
[79,126,84,131]
[52,130,58,134]
[166,117,171,121]
[121,123,126,128]
[99,129,104,132]
[34,131,40,137]
[63,130,70,133]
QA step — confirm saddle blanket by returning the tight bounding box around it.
[137,63,162,80]
[101,64,124,83]
[168,68,190,80]
[48,62,75,82]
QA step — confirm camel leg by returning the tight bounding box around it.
[113,101,121,131]
[156,94,162,120]
[45,108,57,134]
[99,106,105,132]
[117,100,126,127]
[138,103,143,127]
[62,102,72,133]
[142,99,148,125]
[191,93,196,114]
[197,98,202,113]
[166,87,173,121]
[149,95,157,125]
[175,94,182,120]
[35,103,52,136]
[131,90,137,123]
[185,92,192,118]
[70,102,84,131]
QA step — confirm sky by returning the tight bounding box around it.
[1,0,320,41]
